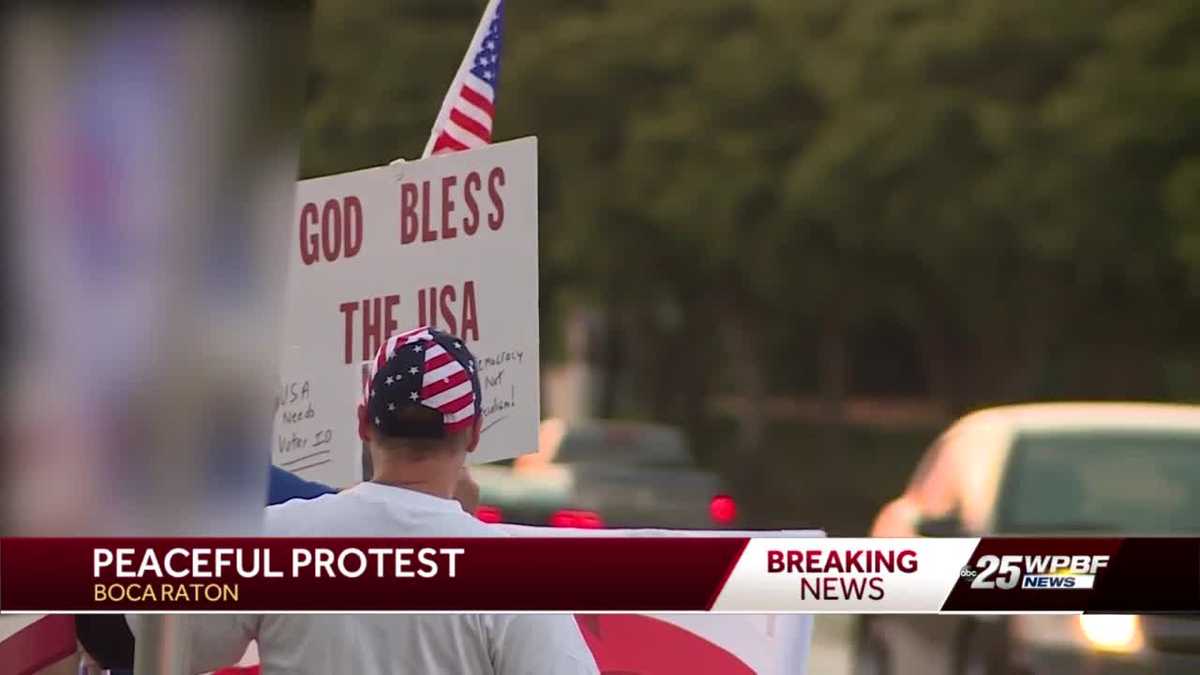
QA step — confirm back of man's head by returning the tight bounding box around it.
[369,405,475,460]
[358,326,483,465]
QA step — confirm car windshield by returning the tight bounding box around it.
[996,430,1200,534]
[555,425,692,467]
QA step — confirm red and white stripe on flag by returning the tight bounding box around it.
[423,0,504,157]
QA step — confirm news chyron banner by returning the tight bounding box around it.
[2,537,1198,613]
[276,138,539,487]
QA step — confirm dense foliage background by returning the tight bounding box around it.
[301,0,1200,530]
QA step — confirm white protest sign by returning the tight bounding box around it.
[274,138,539,486]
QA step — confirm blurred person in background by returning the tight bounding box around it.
[128,327,597,674]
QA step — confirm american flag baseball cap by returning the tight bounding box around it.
[362,326,482,438]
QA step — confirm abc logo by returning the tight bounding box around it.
[959,567,978,579]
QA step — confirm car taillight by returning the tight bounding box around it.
[709,495,737,525]
[476,505,503,523]
[549,509,604,529]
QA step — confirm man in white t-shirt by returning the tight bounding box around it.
[136,327,598,674]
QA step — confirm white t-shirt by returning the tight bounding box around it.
[135,483,598,675]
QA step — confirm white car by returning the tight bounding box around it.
[859,402,1200,675]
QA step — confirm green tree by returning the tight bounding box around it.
[299,0,1200,513]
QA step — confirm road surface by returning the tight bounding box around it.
[808,615,854,674]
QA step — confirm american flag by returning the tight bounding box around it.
[422,0,505,157]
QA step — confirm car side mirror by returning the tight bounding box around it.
[917,513,964,537]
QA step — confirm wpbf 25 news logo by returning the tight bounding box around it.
[959,554,1110,590]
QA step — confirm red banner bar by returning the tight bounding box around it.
[0,538,748,612]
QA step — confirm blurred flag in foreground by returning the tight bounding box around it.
[3,3,310,537]
[422,0,504,157]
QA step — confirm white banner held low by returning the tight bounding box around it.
[500,525,821,675]
[274,138,539,486]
